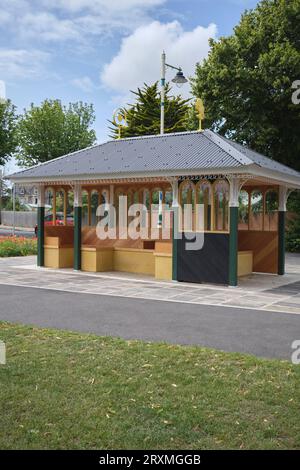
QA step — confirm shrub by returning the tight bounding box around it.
[286,237,300,253]
[0,236,37,257]
[286,193,300,253]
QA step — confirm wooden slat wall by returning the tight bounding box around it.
[81,227,172,250]
[81,227,144,249]
[238,231,278,274]
[45,226,74,247]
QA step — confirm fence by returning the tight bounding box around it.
[0,211,37,228]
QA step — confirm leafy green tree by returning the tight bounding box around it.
[286,191,300,252]
[191,0,300,171]
[16,100,97,167]
[4,196,28,212]
[0,99,17,166]
[109,82,190,138]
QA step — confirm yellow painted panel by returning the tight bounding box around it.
[44,246,59,268]
[59,247,74,268]
[113,249,155,275]
[97,250,114,271]
[81,249,97,272]
[154,253,172,280]
[238,251,253,277]
[44,246,73,268]
[81,248,113,272]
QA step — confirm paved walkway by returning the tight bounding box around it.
[1,283,299,359]
[0,253,299,314]
[0,226,35,238]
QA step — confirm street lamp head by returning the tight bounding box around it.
[171,68,188,88]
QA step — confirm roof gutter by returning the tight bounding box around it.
[5,165,257,185]
[246,165,300,190]
[6,164,300,189]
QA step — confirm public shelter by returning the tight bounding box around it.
[7,129,300,286]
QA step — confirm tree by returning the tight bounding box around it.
[191,0,300,171]
[16,100,97,167]
[109,82,190,138]
[0,99,17,166]
[3,196,28,212]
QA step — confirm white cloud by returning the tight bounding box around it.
[0,0,29,23]
[71,76,95,92]
[101,21,217,98]
[0,49,50,79]
[0,0,168,44]
[0,0,28,11]
[0,10,12,25]
[0,80,6,100]
[20,12,79,42]
[42,0,165,13]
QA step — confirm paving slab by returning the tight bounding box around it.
[0,255,299,314]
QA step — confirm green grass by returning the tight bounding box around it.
[0,236,37,257]
[0,322,299,450]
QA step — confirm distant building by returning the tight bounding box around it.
[15,185,39,206]
[15,186,51,208]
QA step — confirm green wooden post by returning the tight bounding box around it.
[229,206,238,286]
[207,204,211,231]
[172,208,178,281]
[228,178,240,287]
[37,186,45,267]
[37,206,44,267]
[278,211,286,275]
[74,185,82,270]
[172,180,179,281]
[278,186,287,276]
[74,207,81,270]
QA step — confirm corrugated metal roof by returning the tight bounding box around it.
[216,133,300,177]
[7,129,300,181]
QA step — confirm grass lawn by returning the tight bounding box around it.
[0,321,299,450]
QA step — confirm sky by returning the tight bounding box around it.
[0,0,260,173]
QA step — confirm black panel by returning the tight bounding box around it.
[177,233,230,285]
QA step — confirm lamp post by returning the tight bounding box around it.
[12,182,16,236]
[0,169,3,226]
[159,52,188,227]
[160,51,188,134]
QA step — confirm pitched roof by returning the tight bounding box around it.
[216,133,299,178]
[7,130,300,184]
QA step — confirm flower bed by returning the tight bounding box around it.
[0,236,37,257]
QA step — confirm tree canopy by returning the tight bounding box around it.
[191,0,300,171]
[16,99,97,167]
[109,82,190,138]
[0,99,17,166]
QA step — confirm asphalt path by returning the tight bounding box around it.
[0,227,35,238]
[0,284,299,360]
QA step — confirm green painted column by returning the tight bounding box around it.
[37,206,45,267]
[74,206,82,270]
[37,185,45,267]
[171,180,179,281]
[207,204,211,231]
[278,186,288,276]
[74,184,82,271]
[172,208,178,281]
[278,211,286,275]
[229,206,238,286]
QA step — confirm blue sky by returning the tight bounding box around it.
[0,0,260,172]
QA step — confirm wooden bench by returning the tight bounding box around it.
[238,250,253,277]
[44,226,74,268]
